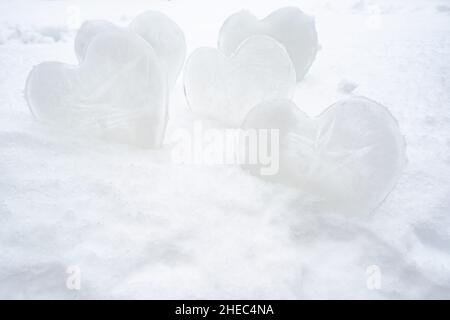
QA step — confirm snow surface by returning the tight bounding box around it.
[1,0,450,299]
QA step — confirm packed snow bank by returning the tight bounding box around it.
[1,0,450,299]
[0,24,71,44]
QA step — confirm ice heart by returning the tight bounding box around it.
[26,30,168,148]
[74,20,119,62]
[75,11,186,89]
[184,35,296,126]
[219,7,319,81]
[242,97,407,213]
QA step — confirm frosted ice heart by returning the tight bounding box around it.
[75,11,186,89]
[242,97,407,213]
[219,7,319,81]
[26,30,168,148]
[74,20,119,62]
[184,35,296,126]
[129,11,186,89]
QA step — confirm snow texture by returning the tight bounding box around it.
[1,0,450,299]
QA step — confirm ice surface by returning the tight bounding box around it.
[26,30,168,148]
[74,11,186,89]
[219,7,319,81]
[184,35,296,126]
[242,97,407,213]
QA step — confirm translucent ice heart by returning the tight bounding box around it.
[26,30,168,148]
[129,11,186,89]
[184,35,296,127]
[75,11,186,89]
[219,7,319,81]
[74,20,118,62]
[242,97,407,213]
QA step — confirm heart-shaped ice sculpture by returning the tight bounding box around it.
[26,30,168,148]
[74,20,119,62]
[242,97,407,213]
[219,7,319,81]
[75,11,186,89]
[184,35,296,126]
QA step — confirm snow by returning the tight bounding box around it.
[1,0,450,299]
